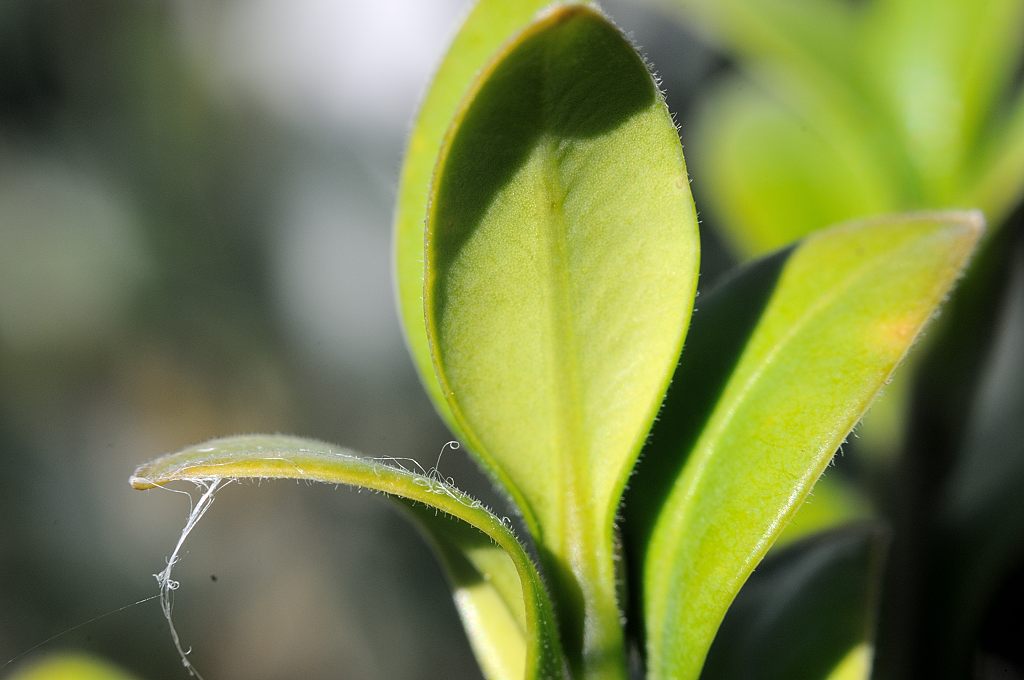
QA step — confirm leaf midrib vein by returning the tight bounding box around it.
[539,39,588,552]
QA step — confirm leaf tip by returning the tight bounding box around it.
[536,1,594,23]
[129,467,158,490]
[930,209,985,245]
[942,208,986,239]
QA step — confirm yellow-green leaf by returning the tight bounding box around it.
[394,0,571,433]
[392,6,596,667]
[130,435,568,680]
[423,6,699,676]
[7,654,140,680]
[628,211,981,680]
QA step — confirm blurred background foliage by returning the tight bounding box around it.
[0,1,1021,679]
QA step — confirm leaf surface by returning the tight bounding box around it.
[131,435,567,680]
[702,525,886,680]
[394,0,571,431]
[423,5,699,676]
[392,5,587,667]
[627,211,981,680]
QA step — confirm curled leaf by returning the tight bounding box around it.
[131,435,568,680]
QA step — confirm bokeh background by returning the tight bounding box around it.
[0,2,729,678]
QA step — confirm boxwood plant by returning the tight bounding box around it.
[131,3,981,679]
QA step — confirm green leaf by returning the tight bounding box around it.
[671,0,1024,256]
[693,78,896,254]
[394,0,574,432]
[701,525,887,680]
[393,6,602,666]
[861,0,1024,203]
[661,0,923,248]
[130,435,568,680]
[423,5,699,676]
[7,654,141,680]
[627,211,982,680]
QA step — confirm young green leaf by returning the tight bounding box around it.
[423,5,699,676]
[394,0,579,432]
[702,525,887,680]
[130,435,568,680]
[627,211,982,680]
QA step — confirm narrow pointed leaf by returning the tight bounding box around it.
[424,5,699,675]
[394,0,578,432]
[702,525,887,680]
[628,211,982,680]
[130,435,568,680]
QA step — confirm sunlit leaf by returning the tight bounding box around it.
[391,6,592,667]
[394,0,575,432]
[702,525,887,680]
[628,211,982,680]
[130,435,568,680]
[423,6,699,676]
